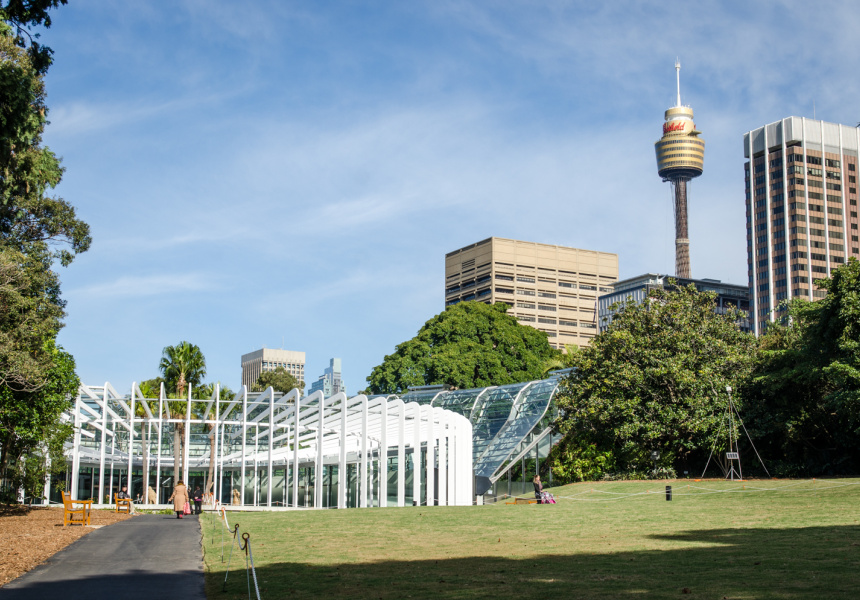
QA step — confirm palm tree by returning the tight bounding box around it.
[159,342,206,485]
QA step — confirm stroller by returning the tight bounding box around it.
[540,491,556,504]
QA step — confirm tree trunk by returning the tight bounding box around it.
[173,423,183,487]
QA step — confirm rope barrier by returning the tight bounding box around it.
[222,522,240,591]
[238,532,262,600]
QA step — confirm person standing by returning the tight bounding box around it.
[168,480,189,519]
[192,486,203,515]
[533,475,543,504]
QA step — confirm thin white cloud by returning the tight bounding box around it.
[67,272,219,299]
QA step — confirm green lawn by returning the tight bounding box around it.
[202,479,860,599]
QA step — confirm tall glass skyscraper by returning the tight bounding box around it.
[744,117,860,334]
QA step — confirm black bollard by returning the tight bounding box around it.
[665,485,672,501]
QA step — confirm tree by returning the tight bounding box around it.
[744,258,860,475]
[0,339,77,488]
[159,341,206,398]
[158,341,206,483]
[552,283,757,480]
[366,301,560,394]
[252,367,303,394]
[0,247,63,392]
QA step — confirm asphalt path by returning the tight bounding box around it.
[0,513,205,599]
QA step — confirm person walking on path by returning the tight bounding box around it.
[168,480,189,519]
[533,475,543,504]
[192,486,203,515]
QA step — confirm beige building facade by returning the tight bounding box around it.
[444,237,619,349]
[744,117,860,334]
[241,348,306,389]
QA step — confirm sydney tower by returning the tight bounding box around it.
[654,61,705,278]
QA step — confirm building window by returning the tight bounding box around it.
[516,289,535,296]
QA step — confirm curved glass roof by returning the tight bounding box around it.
[473,378,558,479]
[431,387,493,420]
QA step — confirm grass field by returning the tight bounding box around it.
[202,479,860,599]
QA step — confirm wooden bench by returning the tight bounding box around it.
[505,497,538,505]
[114,494,132,514]
[62,491,92,526]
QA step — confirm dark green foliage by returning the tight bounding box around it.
[744,258,860,476]
[366,301,560,394]
[253,367,303,394]
[0,339,77,477]
[0,22,90,267]
[159,341,207,398]
[553,283,757,480]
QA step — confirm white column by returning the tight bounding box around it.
[183,388,191,484]
[426,406,435,507]
[98,384,108,504]
[213,384,221,505]
[379,398,388,507]
[267,390,274,508]
[397,400,405,507]
[338,395,348,509]
[438,410,447,506]
[411,403,421,506]
[292,393,301,508]
[128,388,135,502]
[240,388,247,506]
[359,395,368,508]
[71,395,82,499]
[155,383,164,504]
[315,393,326,508]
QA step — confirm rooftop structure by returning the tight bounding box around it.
[241,348,305,389]
[445,237,618,349]
[597,273,750,332]
[655,61,706,278]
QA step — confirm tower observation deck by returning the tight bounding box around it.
[654,61,705,278]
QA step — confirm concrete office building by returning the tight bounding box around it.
[445,237,619,349]
[309,358,347,399]
[241,348,306,389]
[597,273,751,333]
[744,117,860,334]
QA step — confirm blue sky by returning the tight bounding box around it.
[41,1,860,394]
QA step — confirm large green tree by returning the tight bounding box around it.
[252,367,303,394]
[743,258,860,475]
[0,339,77,494]
[0,1,86,497]
[366,301,559,394]
[552,283,757,480]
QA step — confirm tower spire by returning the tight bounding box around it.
[675,58,681,107]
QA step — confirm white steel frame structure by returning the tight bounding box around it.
[66,384,473,508]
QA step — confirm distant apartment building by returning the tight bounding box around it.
[240,348,306,389]
[598,273,751,332]
[744,117,860,334]
[444,237,619,349]
[309,358,346,399]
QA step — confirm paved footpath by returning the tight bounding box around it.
[0,513,205,600]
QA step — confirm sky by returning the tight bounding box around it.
[39,0,860,395]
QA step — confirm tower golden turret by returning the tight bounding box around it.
[654,60,705,278]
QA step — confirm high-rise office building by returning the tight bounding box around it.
[655,61,706,278]
[309,358,346,399]
[444,237,618,349]
[240,348,306,389]
[744,117,860,334]
[597,273,750,333]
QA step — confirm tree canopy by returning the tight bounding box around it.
[159,341,207,398]
[253,367,303,394]
[366,301,560,394]
[552,283,757,480]
[743,258,860,475]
